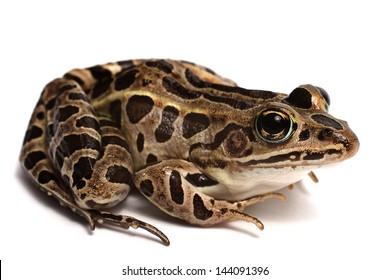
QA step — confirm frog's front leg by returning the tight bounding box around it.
[134,160,284,230]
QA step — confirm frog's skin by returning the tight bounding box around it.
[20,59,359,245]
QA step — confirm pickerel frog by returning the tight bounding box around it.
[20,59,359,245]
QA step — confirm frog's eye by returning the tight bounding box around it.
[316,86,330,108]
[255,109,295,143]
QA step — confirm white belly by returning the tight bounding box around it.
[199,166,319,200]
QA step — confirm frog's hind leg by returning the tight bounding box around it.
[19,148,169,245]
[20,97,96,229]
[21,78,169,245]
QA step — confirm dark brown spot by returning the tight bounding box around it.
[102,135,130,152]
[146,154,158,164]
[136,133,144,152]
[37,170,58,184]
[72,157,96,189]
[145,60,174,73]
[109,100,122,128]
[76,180,86,189]
[220,208,228,214]
[299,129,310,141]
[24,151,46,170]
[184,69,211,88]
[328,149,343,155]
[185,69,276,99]
[55,133,100,169]
[45,98,56,110]
[140,179,154,197]
[311,114,343,130]
[182,113,210,138]
[36,112,45,120]
[318,128,334,141]
[162,77,201,99]
[190,159,225,169]
[193,194,213,220]
[85,200,97,208]
[57,84,77,95]
[76,116,100,131]
[117,59,135,71]
[98,212,123,221]
[185,173,218,187]
[57,105,79,122]
[303,152,324,160]
[58,133,100,157]
[91,76,113,99]
[23,125,43,144]
[105,165,133,185]
[284,88,312,109]
[155,106,179,142]
[99,119,116,127]
[88,65,112,80]
[190,158,207,169]
[64,73,85,87]
[169,171,184,204]
[68,92,89,102]
[114,69,138,91]
[126,95,154,124]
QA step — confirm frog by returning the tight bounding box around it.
[20,59,359,245]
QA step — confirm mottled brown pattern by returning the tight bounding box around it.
[182,112,210,139]
[20,58,359,246]
[126,95,154,124]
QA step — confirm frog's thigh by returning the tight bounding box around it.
[134,159,264,229]
[74,122,135,209]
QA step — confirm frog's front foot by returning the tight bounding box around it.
[134,160,285,232]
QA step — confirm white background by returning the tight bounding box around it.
[1,0,389,279]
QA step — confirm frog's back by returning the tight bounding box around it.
[64,59,285,170]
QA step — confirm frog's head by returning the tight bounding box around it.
[190,85,359,200]
[249,84,360,165]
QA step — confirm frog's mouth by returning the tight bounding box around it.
[236,148,345,169]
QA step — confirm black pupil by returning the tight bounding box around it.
[260,113,287,134]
